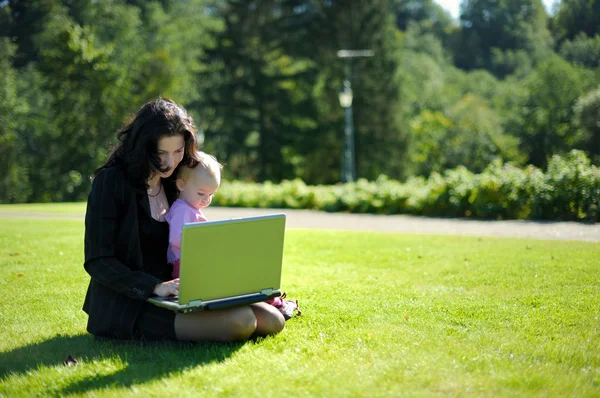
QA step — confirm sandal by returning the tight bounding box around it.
[266,292,302,320]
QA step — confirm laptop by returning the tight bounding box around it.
[148,213,286,313]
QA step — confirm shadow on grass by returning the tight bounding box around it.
[0,333,245,395]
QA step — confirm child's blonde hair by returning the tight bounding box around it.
[177,151,223,184]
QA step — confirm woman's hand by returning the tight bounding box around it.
[153,279,179,297]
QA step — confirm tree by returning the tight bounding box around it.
[574,86,600,163]
[514,55,595,167]
[197,0,318,182]
[0,38,31,203]
[132,0,215,103]
[455,0,552,77]
[392,0,456,42]
[409,94,521,176]
[32,5,119,201]
[0,0,216,202]
[551,0,600,43]
[311,0,408,181]
[559,33,600,68]
[0,0,61,67]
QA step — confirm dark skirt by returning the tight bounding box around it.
[134,301,178,341]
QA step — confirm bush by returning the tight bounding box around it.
[213,151,599,222]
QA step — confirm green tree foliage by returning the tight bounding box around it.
[559,33,600,68]
[313,0,407,181]
[197,0,318,182]
[133,1,214,103]
[392,0,456,42]
[200,0,407,183]
[0,38,30,203]
[397,26,524,177]
[33,6,118,201]
[551,0,600,43]
[1,0,599,205]
[455,0,552,77]
[574,86,600,162]
[0,0,56,67]
[513,55,595,167]
[409,94,521,176]
[1,0,213,202]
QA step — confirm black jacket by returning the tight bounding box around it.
[82,165,176,339]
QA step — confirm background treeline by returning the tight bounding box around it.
[1,0,599,207]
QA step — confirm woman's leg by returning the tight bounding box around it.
[249,302,285,336]
[174,306,257,342]
[173,302,285,342]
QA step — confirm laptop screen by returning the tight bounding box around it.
[178,214,285,305]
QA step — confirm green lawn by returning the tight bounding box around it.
[0,202,87,215]
[0,209,599,397]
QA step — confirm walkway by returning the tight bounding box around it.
[204,208,599,242]
[1,207,598,242]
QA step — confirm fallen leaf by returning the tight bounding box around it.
[63,354,79,367]
[17,273,23,277]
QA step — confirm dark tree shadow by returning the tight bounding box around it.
[0,333,245,395]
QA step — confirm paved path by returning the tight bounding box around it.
[204,207,599,242]
[3,207,598,242]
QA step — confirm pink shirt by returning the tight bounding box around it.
[165,198,208,264]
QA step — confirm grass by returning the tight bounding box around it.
[0,205,599,397]
[0,202,86,215]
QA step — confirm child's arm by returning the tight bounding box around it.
[166,206,186,257]
[167,206,207,255]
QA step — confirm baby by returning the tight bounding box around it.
[166,151,222,278]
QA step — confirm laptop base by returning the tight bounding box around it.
[147,290,281,314]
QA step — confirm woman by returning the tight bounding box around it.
[83,98,285,341]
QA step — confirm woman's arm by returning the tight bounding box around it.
[83,168,163,299]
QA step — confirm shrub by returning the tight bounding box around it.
[214,151,599,222]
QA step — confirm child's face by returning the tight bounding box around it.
[177,173,219,210]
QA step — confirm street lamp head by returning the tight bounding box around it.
[338,80,353,108]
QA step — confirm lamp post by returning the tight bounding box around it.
[336,49,373,183]
[338,80,355,183]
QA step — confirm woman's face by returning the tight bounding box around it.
[156,135,185,178]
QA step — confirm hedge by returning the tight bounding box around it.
[214,150,599,222]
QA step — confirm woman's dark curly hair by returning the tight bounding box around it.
[95,98,200,189]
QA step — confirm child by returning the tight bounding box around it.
[166,150,301,319]
[166,151,222,278]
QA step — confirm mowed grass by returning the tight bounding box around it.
[0,202,87,215]
[0,208,599,397]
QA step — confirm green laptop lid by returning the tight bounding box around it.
[178,214,285,305]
